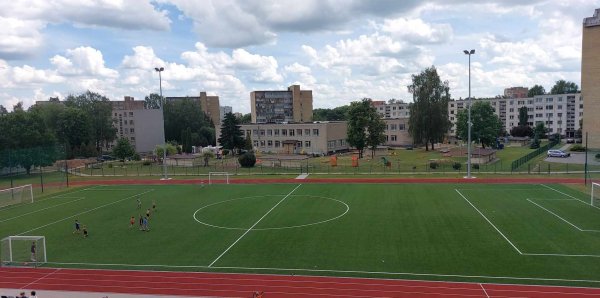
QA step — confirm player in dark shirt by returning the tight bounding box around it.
[82,225,88,238]
[73,220,81,234]
[30,241,36,262]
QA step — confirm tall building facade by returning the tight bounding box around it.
[220,106,233,123]
[582,9,600,148]
[448,94,583,138]
[107,96,165,153]
[372,100,413,147]
[250,85,313,123]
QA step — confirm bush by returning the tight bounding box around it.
[222,149,230,156]
[238,152,257,168]
[570,144,586,152]
[452,162,462,170]
[142,160,152,166]
[429,162,439,169]
[132,153,141,161]
[472,164,480,170]
[595,153,600,160]
[107,163,113,168]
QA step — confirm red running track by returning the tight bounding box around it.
[2,267,600,297]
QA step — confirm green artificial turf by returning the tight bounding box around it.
[2,183,600,287]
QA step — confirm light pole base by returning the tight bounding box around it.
[160,177,172,180]
[463,176,477,179]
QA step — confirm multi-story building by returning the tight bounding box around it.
[220,106,233,123]
[250,85,313,123]
[582,8,600,148]
[504,87,529,99]
[448,93,583,138]
[373,100,410,119]
[216,122,348,155]
[372,100,413,147]
[107,96,164,153]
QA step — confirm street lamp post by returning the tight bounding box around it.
[464,49,475,179]
[155,67,168,180]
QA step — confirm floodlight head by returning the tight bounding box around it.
[463,50,469,55]
[470,49,475,54]
[154,67,164,72]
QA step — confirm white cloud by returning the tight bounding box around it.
[284,63,311,74]
[0,17,44,59]
[379,18,453,44]
[51,47,119,78]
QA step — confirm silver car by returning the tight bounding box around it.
[547,149,570,158]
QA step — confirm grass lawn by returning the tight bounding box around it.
[2,183,600,287]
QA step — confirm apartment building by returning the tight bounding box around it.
[220,106,233,123]
[582,8,600,148]
[218,121,348,155]
[448,93,583,138]
[107,96,165,153]
[250,85,313,123]
[371,101,413,147]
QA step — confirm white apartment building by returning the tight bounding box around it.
[448,93,583,138]
[107,96,165,153]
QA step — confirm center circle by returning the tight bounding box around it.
[193,195,349,230]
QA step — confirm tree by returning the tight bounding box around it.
[518,106,528,127]
[144,93,162,109]
[528,85,546,97]
[0,105,7,116]
[456,101,502,148]
[535,122,547,139]
[55,107,94,157]
[313,106,350,121]
[65,91,117,152]
[180,127,193,153]
[163,97,212,144]
[510,125,533,138]
[218,112,245,154]
[346,98,384,158]
[550,80,579,94]
[237,113,252,124]
[201,148,215,167]
[155,143,177,162]
[112,138,135,162]
[408,66,451,151]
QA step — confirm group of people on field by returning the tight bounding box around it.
[132,198,156,231]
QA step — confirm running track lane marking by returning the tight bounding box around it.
[208,184,302,267]
[20,268,60,289]
[17,189,154,235]
[479,283,489,297]
[454,189,523,255]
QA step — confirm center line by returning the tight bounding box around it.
[208,184,302,267]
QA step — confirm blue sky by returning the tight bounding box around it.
[0,0,598,113]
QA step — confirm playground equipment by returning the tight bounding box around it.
[381,157,391,167]
[330,155,338,167]
[352,155,359,167]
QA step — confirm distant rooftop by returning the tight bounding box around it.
[584,8,600,27]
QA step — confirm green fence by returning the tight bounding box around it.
[510,141,558,171]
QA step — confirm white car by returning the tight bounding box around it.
[547,149,570,158]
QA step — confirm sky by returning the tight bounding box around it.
[0,0,598,114]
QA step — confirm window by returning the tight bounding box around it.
[131,137,135,141]
[546,98,553,103]
[129,112,133,116]
[253,129,258,135]
[274,129,279,136]
[390,124,397,130]
[509,115,514,119]
[313,129,319,136]
[260,130,265,136]
[297,129,302,136]
[130,120,134,125]
[267,129,272,136]
[546,105,553,110]
[305,129,310,136]
[391,135,397,141]
[130,128,134,133]
[260,140,265,147]
[289,129,295,136]
[450,117,454,121]
[282,129,287,136]
[509,108,514,112]
[253,140,259,147]
[536,98,543,102]
[558,105,562,110]
[399,124,405,130]
[305,141,311,148]
[275,141,280,148]
[528,115,533,119]
[267,140,273,147]
[527,108,533,112]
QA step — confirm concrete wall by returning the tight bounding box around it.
[132,109,165,153]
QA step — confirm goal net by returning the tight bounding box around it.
[0,184,33,208]
[1,236,46,267]
[208,172,230,185]
[592,182,600,207]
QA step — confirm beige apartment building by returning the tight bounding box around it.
[582,9,600,148]
[107,96,165,153]
[250,85,313,123]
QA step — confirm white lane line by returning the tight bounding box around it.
[208,184,302,267]
[21,268,60,289]
[17,189,154,235]
[455,189,523,254]
[479,283,490,298]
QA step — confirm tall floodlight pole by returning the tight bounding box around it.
[464,49,475,179]
[155,67,168,180]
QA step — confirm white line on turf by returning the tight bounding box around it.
[0,186,97,213]
[0,197,87,223]
[455,189,523,254]
[17,189,154,235]
[523,252,600,258]
[208,184,302,267]
[41,261,600,285]
[540,184,600,210]
[527,199,600,233]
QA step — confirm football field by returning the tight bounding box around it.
[2,182,600,287]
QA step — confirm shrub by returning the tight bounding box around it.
[107,163,113,168]
[238,152,257,168]
[429,162,439,169]
[596,153,600,160]
[472,163,480,170]
[222,149,230,156]
[132,153,141,161]
[142,160,152,166]
[570,144,586,152]
[452,162,462,170]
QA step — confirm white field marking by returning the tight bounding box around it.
[523,252,600,258]
[479,283,490,298]
[17,189,154,235]
[455,189,523,254]
[0,186,97,213]
[527,199,600,232]
[21,268,60,289]
[193,194,349,231]
[42,261,600,285]
[0,197,87,223]
[540,184,600,211]
[208,184,302,267]
[456,188,541,191]
[82,188,149,191]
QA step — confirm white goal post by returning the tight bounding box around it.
[1,236,46,267]
[592,182,600,207]
[208,172,231,185]
[0,184,33,208]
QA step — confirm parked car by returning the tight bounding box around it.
[547,150,570,158]
[566,138,575,144]
[97,155,115,161]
